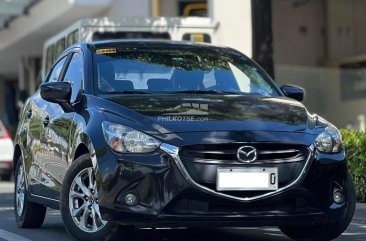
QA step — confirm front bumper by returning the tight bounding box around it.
[96,143,350,227]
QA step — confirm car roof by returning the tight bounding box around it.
[93,39,224,48]
[66,40,234,53]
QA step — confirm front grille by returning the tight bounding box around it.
[180,143,308,165]
[179,143,310,199]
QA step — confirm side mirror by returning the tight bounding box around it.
[280,85,304,102]
[40,82,71,104]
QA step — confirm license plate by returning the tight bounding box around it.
[216,167,278,191]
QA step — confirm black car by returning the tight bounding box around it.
[14,40,355,241]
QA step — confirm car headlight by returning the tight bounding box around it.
[314,125,342,153]
[102,121,161,153]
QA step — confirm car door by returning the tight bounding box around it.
[27,56,68,197]
[41,50,84,200]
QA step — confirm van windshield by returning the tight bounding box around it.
[93,45,280,97]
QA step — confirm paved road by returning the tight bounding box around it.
[1,181,365,241]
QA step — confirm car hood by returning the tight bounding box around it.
[97,94,323,135]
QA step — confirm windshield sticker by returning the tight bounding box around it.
[96,48,117,54]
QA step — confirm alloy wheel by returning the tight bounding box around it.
[16,165,25,216]
[69,167,107,233]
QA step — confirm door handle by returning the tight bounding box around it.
[26,109,32,118]
[42,116,50,127]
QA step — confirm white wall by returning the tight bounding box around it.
[208,0,252,57]
[104,0,151,18]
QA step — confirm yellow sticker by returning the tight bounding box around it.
[96,48,117,54]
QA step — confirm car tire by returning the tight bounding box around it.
[60,154,123,241]
[279,174,356,241]
[14,156,47,228]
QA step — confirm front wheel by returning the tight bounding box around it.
[60,154,121,241]
[279,175,356,241]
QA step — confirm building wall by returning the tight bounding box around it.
[353,0,366,56]
[273,0,366,129]
[326,0,354,62]
[272,0,326,67]
[102,0,151,18]
[273,0,366,66]
[0,79,3,122]
[160,0,179,16]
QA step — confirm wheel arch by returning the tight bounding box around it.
[13,144,22,174]
[73,143,90,162]
[70,132,98,170]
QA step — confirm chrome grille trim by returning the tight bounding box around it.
[259,149,298,154]
[161,143,314,202]
[180,144,308,165]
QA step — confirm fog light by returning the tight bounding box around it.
[124,193,138,206]
[333,190,345,204]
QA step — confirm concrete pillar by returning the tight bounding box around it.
[151,0,160,16]
[208,0,253,57]
[18,58,25,92]
[18,56,40,97]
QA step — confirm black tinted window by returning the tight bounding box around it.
[63,53,83,103]
[48,57,66,82]
[93,46,279,97]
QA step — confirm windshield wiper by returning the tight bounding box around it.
[167,90,240,95]
[102,90,150,95]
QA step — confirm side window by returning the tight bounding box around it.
[63,52,83,103]
[48,57,66,83]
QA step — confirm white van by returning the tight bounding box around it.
[42,17,218,78]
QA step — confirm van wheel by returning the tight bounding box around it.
[279,174,356,241]
[60,154,123,241]
[14,157,47,228]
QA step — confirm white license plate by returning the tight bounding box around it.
[216,167,278,191]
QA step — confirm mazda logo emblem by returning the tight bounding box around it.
[237,146,257,163]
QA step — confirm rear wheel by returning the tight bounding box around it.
[14,157,46,228]
[279,175,356,241]
[60,154,122,241]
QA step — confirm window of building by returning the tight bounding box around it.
[55,38,66,57]
[67,30,79,47]
[46,45,55,75]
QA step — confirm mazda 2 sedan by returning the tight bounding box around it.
[14,40,355,241]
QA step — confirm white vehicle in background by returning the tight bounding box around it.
[42,17,218,78]
[0,120,14,181]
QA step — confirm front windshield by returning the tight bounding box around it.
[93,45,280,96]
